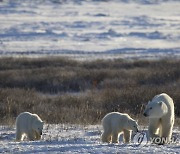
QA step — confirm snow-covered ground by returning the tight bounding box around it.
[0,0,180,60]
[0,1,180,153]
[0,124,180,153]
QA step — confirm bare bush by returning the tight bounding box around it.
[0,57,179,125]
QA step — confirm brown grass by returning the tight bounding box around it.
[0,57,179,125]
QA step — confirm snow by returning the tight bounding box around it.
[0,0,180,60]
[0,0,180,152]
[0,124,180,153]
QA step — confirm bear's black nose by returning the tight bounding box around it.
[143,113,147,117]
[40,131,42,135]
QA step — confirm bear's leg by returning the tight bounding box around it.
[27,132,35,141]
[35,131,41,140]
[101,131,111,143]
[160,120,173,144]
[158,122,162,137]
[16,130,22,141]
[148,119,160,140]
[112,132,119,143]
[123,129,131,143]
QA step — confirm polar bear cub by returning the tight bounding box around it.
[101,112,138,143]
[143,93,174,144]
[16,112,44,141]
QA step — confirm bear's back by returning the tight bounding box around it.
[102,112,129,123]
[16,112,34,131]
[152,93,174,116]
[16,112,33,120]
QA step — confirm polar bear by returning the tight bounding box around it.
[143,93,174,144]
[101,112,138,143]
[15,112,44,141]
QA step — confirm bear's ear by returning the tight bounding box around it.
[158,101,163,106]
[159,101,168,113]
[159,101,166,107]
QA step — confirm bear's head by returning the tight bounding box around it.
[143,101,168,118]
[125,119,138,133]
[32,119,44,136]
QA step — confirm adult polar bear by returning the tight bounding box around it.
[16,112,44,141]
[101,112,138,143]
[144,93,174,144]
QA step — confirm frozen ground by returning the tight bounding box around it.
[0,124,180,153]
[0,0,180,60]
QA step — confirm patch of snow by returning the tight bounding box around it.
[0,0,180,60]
[0,124,180,153]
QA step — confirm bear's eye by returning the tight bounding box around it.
[149,107,152,110]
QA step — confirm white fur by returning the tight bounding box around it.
[144,93,174,144]
[101,112,138,143]
[15,112,44,141]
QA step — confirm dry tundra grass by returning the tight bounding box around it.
[0,57,179,125]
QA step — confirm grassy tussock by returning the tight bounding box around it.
[0,57,179,125]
